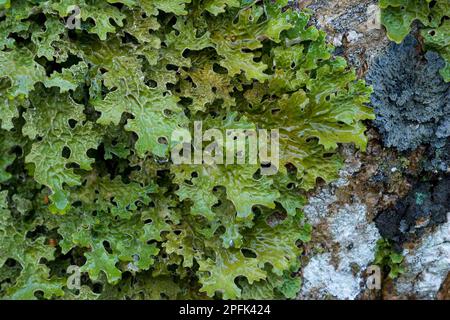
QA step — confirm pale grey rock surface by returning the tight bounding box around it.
[301,201,380,300]
[300,158,381,300]
[301,253,361,299]
[395,216,450,299]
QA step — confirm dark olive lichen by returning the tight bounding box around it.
[367,35,450,163]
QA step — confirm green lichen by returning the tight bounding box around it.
[0,0,373,299]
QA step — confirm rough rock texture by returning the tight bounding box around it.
[301,202,380,300]
[299,152,381,300]
[304,0,389,76]
[395,216,450,299]
[334,130,416,220]
[299,139,449,300]
[366,35,450,157]
[298,137,420,300]
[298,0,450,300]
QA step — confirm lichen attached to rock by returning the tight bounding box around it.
[375,175,450,246]
[367,35,450,157]
[395,215,450,299]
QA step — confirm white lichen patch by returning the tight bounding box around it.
[330,203,380,270]
[301,201,380,299]
[301,157,381,299]
[301,253,362,299]
[395,216,450,299]
[303,188,337,226]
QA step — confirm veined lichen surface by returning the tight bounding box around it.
[0,0,373,300]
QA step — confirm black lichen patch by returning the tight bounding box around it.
[366,35,450,167]
[374,174,450,247]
